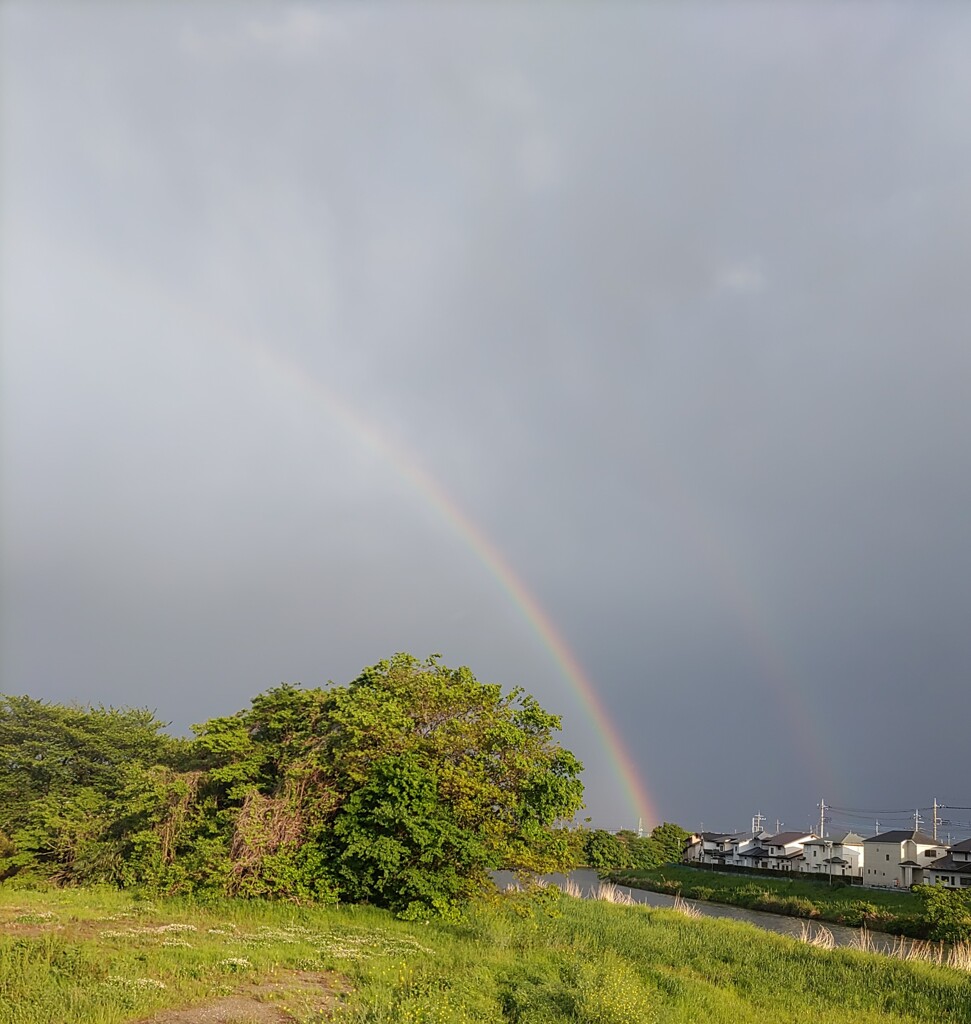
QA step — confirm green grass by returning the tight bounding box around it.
[610,866,927,935]
[1,882,969,1023]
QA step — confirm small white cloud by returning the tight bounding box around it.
[715,262,766,294]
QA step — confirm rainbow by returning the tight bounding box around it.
[244,341,659,826]
[71,242,834,827]
[70,243,658,826]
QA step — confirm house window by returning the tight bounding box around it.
[886,854,890,861]
[924,850,937,857]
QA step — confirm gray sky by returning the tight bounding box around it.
[2,2,970,838]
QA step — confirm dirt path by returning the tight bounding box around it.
[129,971,343,1023]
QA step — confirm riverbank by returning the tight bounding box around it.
[608,864,931,937]
[3,883,970,1023]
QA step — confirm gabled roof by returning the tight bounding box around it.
[764,831,816,846]
[738,846,770,858]
[863,830,938,845]
[802,832,864,847]
[950,838,971,853]
[925,856,971,875]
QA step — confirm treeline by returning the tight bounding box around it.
[0,654,592,916]
[582,823,689,871]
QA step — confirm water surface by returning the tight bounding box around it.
[493,869,910,954]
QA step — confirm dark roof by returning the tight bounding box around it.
[899,860,921,867]
[803,833,864,847]
[701,832,733,842]
[764,831,816,846]
[951,838,971,853]
[738,846,770,858]
[864,830,938,845]
[926,857,971,875]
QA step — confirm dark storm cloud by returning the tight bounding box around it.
[2,2,970,832]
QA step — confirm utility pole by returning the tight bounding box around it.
[752,811,765,835]
[913,808,923,833]
[932,800,940,842]
[818,798,827,838]
[875,820,880,836]
[638,817,643,838]
[775,819,783,833]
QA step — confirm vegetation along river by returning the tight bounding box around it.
[493,869,913,955]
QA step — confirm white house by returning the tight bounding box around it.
[684,831,769,868]
[763,831,817,871]
[683,833,735,865]
[734,831,816,872]
[924,837,971,888]
[798,833,864,878]
[862,830,941,888]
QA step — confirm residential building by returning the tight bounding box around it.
[735,831,816,872]
[924,837,971,888]
[799,833,864,878]
[683,832,737,866]
[862,831,941,888]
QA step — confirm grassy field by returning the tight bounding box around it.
[1,882,969,1024]
[608,865,928,935]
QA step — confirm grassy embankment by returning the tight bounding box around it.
[608,865,926,935]
[2,883,970,1024]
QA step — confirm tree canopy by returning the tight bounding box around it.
[583,823,690,871]
[1,654,585,914]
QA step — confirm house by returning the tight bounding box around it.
[721,832,764,867]
[798,833,865,878]
[683,832,738,866]
[862,830,941,888]
[762,831,817,872]
[734,831,815,872]
[736,842,773,871]
[683,831,768,868]
[924,837,971,888]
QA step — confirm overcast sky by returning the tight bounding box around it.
[2,2,970,838]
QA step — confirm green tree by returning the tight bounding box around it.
[584,830,632,870]
[914,884,971,942]
[161,654,583,910]
[0,696,184,881]
[644,822,691,866]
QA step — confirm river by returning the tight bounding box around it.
[492,869,911,955]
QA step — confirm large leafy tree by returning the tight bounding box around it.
[158,654,582,911]
[1,657,584,911]
[0,696,186,880]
